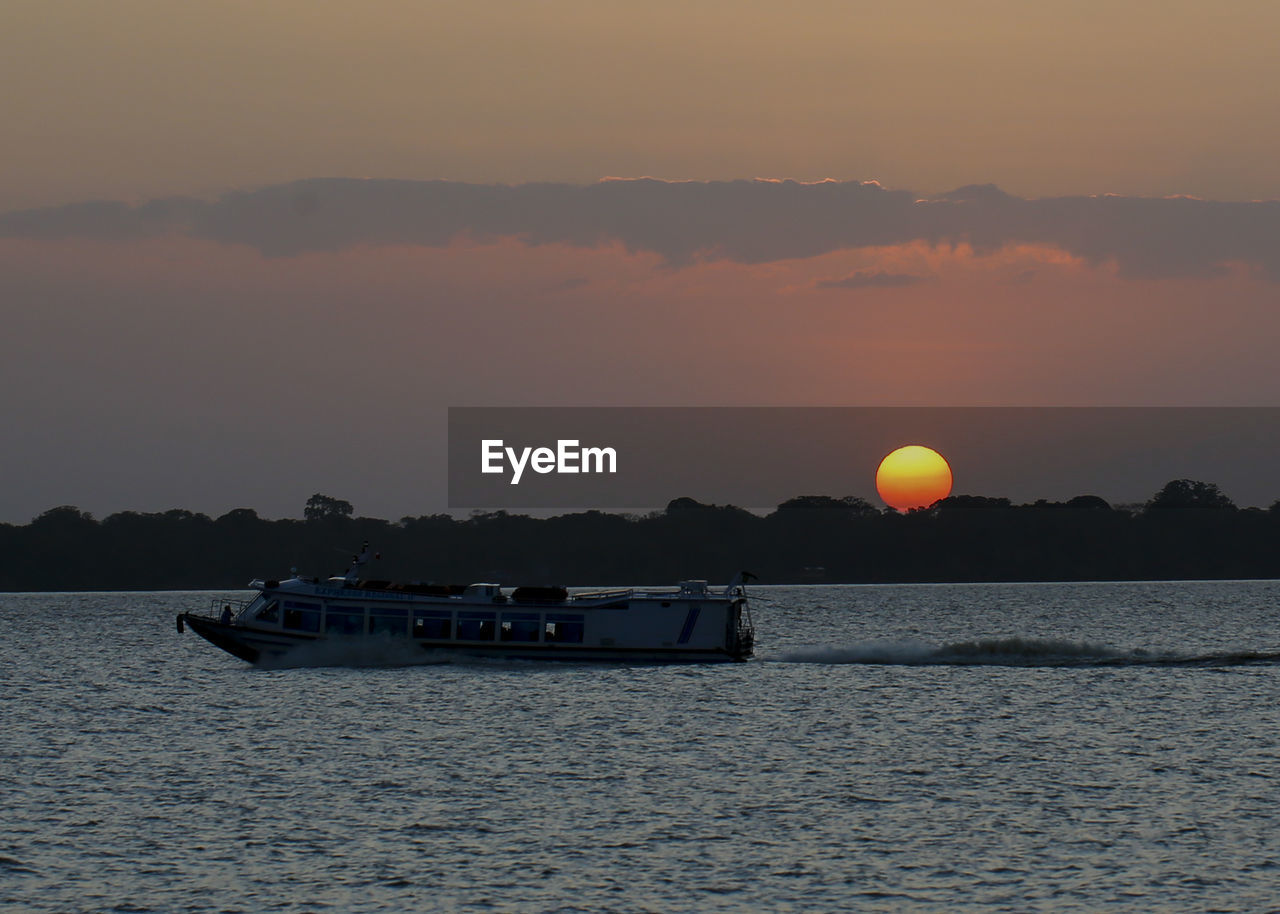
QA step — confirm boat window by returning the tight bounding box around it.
[545,613,584,644]
[457,611,496,641]
[412,609,452,639]
[500,612,541,642]
[324,610,365,635]
[282,600,321,633]
[255,600,279,623]
[370,606,409,636]
[283,608,321,632]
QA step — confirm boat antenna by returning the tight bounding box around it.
[344,541,372,585]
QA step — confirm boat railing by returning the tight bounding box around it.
[208,597,253,621]
[737,604,756,652]
[569,588,634,602]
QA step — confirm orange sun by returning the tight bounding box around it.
[876,445,953,510]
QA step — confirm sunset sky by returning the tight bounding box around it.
[2,1,1279,522]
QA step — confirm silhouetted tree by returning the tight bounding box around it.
[31,505,95,527]
[775,495,879,516]
[935,495,1013,511]
[304,493,354,521]
[1066,495,1112,510]
[1145,479,1236,512]
[665,496,711,512]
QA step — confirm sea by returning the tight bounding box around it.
[5,581,1280,913]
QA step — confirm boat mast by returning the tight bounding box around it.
[344,541,372,585]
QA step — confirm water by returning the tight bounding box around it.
[5,582,1280,912]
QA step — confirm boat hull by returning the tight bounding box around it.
[180,611,746,665]
[179,573,755,665]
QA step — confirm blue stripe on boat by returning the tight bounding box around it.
[677,606,701,644]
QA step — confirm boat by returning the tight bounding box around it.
[177,546,756,664]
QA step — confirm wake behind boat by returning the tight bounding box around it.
[177,546,755,665]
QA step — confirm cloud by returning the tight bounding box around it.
[815,271,928,289]
[0,197,205,242]
[2,177,1278,280]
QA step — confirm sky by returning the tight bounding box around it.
[2,1,1279,522]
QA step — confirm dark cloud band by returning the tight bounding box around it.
[3,178,1277,280]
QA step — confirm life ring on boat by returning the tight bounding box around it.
[176,614,185,634]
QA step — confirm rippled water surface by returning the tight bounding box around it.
[5,582,1280,912]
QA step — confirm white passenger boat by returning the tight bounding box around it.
[177,548,755,664]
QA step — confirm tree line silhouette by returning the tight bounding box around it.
[3,481,1279,591]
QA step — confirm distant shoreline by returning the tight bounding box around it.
[10,578,1280,595]
[5,483,1279,590]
